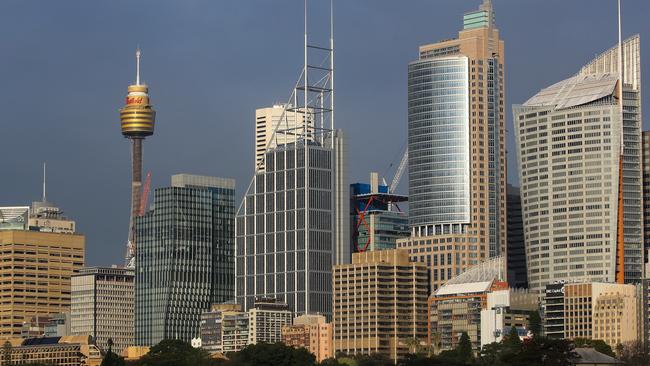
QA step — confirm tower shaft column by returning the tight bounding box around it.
[129,138,143,243]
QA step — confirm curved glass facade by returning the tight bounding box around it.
[407,56,470,229]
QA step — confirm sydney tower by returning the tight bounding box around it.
[120,49,155,268]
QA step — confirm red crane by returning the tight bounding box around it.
[139,172,151,216]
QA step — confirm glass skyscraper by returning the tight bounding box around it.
[407,56,470,230]
[398,0,506,292]
[135,174,235,346]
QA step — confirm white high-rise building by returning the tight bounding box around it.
[513,36,643,293]
[71,267,135,354]
[247,298,292,345]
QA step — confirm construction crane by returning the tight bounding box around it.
[139,172,152,216]
[389,150,408,193]
[126,171,151,268]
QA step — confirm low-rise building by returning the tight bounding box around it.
[21,315,52,338]
[429,256,508,351]
[281,314,333,362]
[479,289,539,347]
[350,172,409,253]
[199,303,249,354]
[71,266,134,354]
[248,297,292,345]
[122,346,150,361]
[44,313,70,337]
[0,335,102,366]
[543,282,637,348]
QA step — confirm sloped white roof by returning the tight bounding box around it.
[523,73,617,110]
[434,281,493,296]
[434,256,506,296]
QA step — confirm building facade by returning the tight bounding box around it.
[350,172,409,253]
[543,282,638,348]
[0,336,102,366]
[0,207,30,231]
[543,283,566,339]
[506,185,527,289]
[428,256,507,351]
[0,230,84,338]
[514,36,643,293]
[248,297,292,345]
[1,198,75,234]
[236,130,349,318]
[479,289,538,347]
[398,0,507,292]
[333,249,428,362]
[641,131,650,270]
[44,313,71,337]
[135,174,235,346]
[638,279,650,348]
[71,266,134,354]
[255,104,313,172]
[281,314,333,362]
[199,303,249,354]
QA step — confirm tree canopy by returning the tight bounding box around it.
[129,339,221,366]
[227,342,316,366]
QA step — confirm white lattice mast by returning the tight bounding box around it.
[236,0,335,215]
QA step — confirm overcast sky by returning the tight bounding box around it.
[1,0,648,266]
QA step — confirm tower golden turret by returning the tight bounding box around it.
[121,49,155,268]
[120,49,155,137]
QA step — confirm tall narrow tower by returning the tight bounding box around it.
[120,49,156,268]
[397,0,506,292]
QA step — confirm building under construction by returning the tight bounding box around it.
[350,172,408,253]
[119,49,156,268]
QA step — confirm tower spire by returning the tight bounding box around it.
[136,48,141,85]
[42,162,46,203]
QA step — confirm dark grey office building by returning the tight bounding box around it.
[135,174,235,346]
[543,283,565,339]
[235,132,349,320]
[506,185,527,289]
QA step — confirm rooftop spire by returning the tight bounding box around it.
[136,48,141,85]
[42,162,46,202]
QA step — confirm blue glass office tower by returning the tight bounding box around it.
[135,174,235,346]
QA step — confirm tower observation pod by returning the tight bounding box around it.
[120,49,156,268]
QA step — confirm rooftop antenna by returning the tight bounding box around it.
[42,162,47,202]
[136,48,141,86]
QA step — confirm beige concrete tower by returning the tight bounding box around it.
[332,249,428,362]
[0,230,85,337]
[398,0,507,291]
[254,104,312,172]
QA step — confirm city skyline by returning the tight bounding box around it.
[1,0,649,267]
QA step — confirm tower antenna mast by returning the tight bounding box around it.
[136,48,141,86]
[42,162,46,202]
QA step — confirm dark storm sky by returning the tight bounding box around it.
[0,0,648,266]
